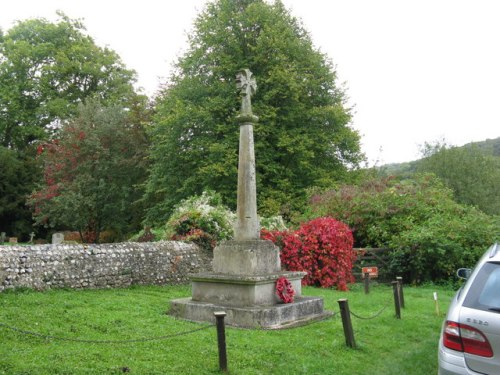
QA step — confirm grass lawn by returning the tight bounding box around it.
[0,282,456,374]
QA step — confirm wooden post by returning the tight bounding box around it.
[396,276,405,308]
[392,281,401,319]
[364,272,370,294]
[338,299,356,348]
[214,311,228,372]
[433,292,440,316]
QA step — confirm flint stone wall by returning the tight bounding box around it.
[0,241,212,292]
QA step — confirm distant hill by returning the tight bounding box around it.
[380,136,500,175]
[470,136,500,156]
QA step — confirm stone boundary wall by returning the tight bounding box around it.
[0,241,212,292]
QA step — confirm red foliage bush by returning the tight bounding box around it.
[262,217,355,290]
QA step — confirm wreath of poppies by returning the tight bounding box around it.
[275,276,295,304]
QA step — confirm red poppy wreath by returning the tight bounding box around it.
[275,276,295,304]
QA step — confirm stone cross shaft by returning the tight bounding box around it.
[234,69,260,241]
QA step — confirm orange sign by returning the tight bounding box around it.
[362,267,378,277]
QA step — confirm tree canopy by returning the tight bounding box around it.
[0,146,38,239]
[0,13,141,241]
[146,0,363,224]
[29,101,149,243]
[417,141,500,216]
[0,12,137,150]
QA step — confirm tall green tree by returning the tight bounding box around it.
[417,141,500,216]
[0,13,140,240]
[0,146,38,239]
[146,0,362,223]
[0,12,137,150]
[29,101,149,243]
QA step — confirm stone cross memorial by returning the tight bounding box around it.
[169,69,329,328]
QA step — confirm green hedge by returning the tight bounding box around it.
[306,174,499,283]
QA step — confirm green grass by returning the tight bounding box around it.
[0,283,456,374]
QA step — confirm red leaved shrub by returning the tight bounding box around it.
[262,217,355,290]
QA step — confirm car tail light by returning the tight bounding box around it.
[443,321,493,357]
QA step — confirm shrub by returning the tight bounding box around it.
[262,217,355,290]
[137,227,155,242]
[306,174,500,283]
[61,230,119,244]
[165,191,235,251]
[98,230,120,244]
[62,231,81,242]
[388,206,499,283]
[128,227,165,242]
[260,215,288,231]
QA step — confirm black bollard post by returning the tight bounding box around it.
[392,281,401,319]
[364,272,370,294]
[396,276,405,308]
[338,299,356,348]
[214,311,228,372]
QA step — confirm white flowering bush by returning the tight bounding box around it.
[165,191,235,250]
[260,215,288,231]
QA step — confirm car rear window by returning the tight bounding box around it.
[463,262,500,312]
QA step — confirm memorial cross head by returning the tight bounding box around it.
[236,68,257,116]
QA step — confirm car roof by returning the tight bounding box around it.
[484,243,500,263]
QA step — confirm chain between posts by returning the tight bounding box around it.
[349,298,392,320]
[338,280,405,349]
[0,310,342,342]
[0,321,213,344]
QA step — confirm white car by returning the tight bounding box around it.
[438,243,500,374]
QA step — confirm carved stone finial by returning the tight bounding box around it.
[236,69,258,122]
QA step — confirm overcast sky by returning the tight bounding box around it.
[1,0,499,164]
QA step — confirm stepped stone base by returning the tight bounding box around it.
[168,239,330,329]
[168,271,331,329]
[169,296,331,329]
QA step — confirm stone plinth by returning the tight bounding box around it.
[168,238,331,328]
[169,269,333,328]
[212,240,280,275]
[191,271,305,306]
